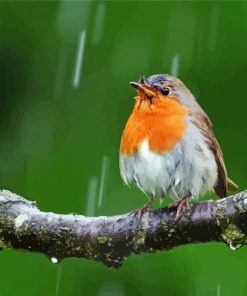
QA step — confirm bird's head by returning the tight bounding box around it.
[130,74,195,112]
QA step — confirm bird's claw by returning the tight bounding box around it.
[169,194,191,221]
[130,202,152,217]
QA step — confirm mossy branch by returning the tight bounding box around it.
[0,189,247,269]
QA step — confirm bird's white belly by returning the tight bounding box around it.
[119,120,218,201]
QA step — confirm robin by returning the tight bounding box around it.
[119,74,238,219]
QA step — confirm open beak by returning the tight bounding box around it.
[130,82,146,92]
[129,81,156,98]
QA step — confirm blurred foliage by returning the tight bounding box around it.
[0,1,247,295]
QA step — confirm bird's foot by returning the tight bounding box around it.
[169,194,191,221]
[131,196,154,217]
[131,202,152,217]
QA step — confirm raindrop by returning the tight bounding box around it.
[98,155,110,208]
[55,265,63,296]
[73,30,86,88]
[50,257,59,264]
[55,2,91,39]
[98,281,125,296]
[229,243,236,250]
[217,284,221,296]
[229,242,243,250]
[86,176,98,216]
[170,54,180,77]
[92,2,105,45]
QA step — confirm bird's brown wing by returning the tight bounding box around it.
[191,110,238,198]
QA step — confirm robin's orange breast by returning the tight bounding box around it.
[120,98,189,156]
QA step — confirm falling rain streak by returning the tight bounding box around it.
[55,265,63,296]
[208,5,219,52]
[217,284,221,296]
[98,281,125,296]
[98,156,110,208]
[73,30,86,88]
[171,54,180,77]
[86,176,98,216]
[92,2,105,45]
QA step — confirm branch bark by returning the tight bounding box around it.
[0,189,246,269]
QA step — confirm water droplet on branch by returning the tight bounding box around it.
[229,243,242,251]
[50,257,59,264]
[229,243,236,250]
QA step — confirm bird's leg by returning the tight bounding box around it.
[131,195,155,217]
[169,194,192,221]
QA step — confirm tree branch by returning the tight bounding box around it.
[0,189,246,269]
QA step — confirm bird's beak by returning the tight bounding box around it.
[129,81,156,98]
[130,82,146,91]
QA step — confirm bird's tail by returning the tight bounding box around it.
[227,178,239,192]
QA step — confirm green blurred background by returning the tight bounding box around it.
[0,1,247,295]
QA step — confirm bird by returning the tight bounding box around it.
[119,74,238,219]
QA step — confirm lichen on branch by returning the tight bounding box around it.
[0,189,247,269]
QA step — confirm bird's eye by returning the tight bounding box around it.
[161,88,170,96]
